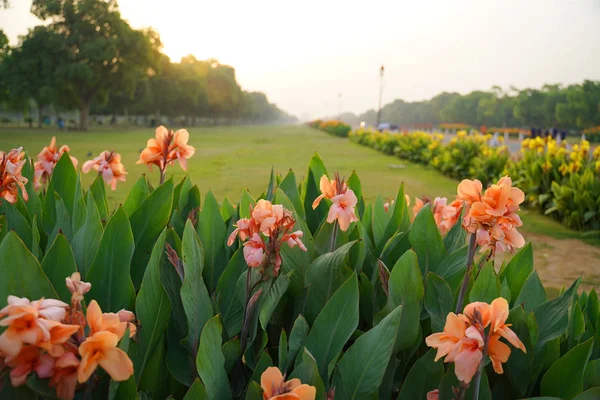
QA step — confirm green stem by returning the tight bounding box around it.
[455,234,478,314]
[472,339,488,400]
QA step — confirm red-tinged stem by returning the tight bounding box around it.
[472,336,489,400]
[159,166,166,185]
[455,234,478,314]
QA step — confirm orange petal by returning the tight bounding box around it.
[452,347,482,384]
[86,300,103,334]
[98,347,133,382]
[497,326,526,353]
[463,302,491,327]
[291,384,316,400]
[489,297,509,330]
[261,366,283,398]
[311,193,325,210]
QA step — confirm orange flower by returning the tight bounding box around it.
[252,199,284,234]
[34,137,78,190]
[282,230,307,251]
[227,218,257,246]
[137,126,195,171]
[312,174,358,231]
[49,352,80,400]
[445,326,484,384]
[0,296,77,357]
[65,272,91,305]
[413,197,462,235]
[425,313,467,362]
[243,233,266,267]
[457,179,482,205]
[4,345,42,386]
[85,300,135,340]
[82,151,127,190]
[77,331,133,383]
[311,175,338,209]
[488,298,526,353]
[427,389,439,400]
[383,194,410,212]
[0,147,28,204]
[260,366,316,400]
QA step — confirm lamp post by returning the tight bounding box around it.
[376,65,384,127]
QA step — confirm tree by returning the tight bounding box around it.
[31,0,159,130]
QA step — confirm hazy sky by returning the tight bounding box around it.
[2,0,600,119]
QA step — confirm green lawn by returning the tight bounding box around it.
[0,124,596,244]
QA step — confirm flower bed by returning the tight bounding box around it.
[308,120,352,137]
[0,128,598,399]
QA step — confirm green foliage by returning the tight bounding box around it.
[0,154,598,400]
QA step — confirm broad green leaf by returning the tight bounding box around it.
[584,359,600,389]
[381,185,410,252]
[41,234,77,302]
[87,207,135,312]
[313,218,349,255]
[51,152,78,215]
[196,315,233,400]
[585,289,599,328]
[129,177,174,288]
[302,274,359,382]
[505,306,535,396]
[130,230,172,385]
[259,273,290,330]
[386,250,424,351]
[333,305,403,399]
[46,192,72,245]
[249,351,273,385]
[501,278,512,303]
[138,333,169,398]
[183,379,208,400]
[372,195,390,249]
[239,190,255,219]
[304,241,356,323]
[533,278,579,351]
[30,215,40,259]
[289,349,326,399]
[443,207,467,253]
[541,338,594,400]
[245,382,263,400]
[1,200,33,248]
[88,175,109,222]
[109,329,137,400]
[397,350,444,399]
[469,262,501,304]
[21,158,42,224]
[181,220,213,354]
[424,272,454,332]
[265,167,276,201]
[197,191,227,293]
[379,230,411,269]
[409,204,445,274]
[286,315,310,373]
[279,170,305,219]
[123,175,150,216]
[278,330,288,372]
[0,232,57,307]
[220,197,236,222]
[574,387,600,400]
[499,243,533,301]
[222,338,241,373]
[347,170,364,218]
[71,191,102,279]
[303,167,327,234]
[217,249,246,339]
[515,271,548,312]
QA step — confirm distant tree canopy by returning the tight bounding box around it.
[352,82,600,131]
[0,0,295,130]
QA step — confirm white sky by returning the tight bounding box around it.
[1,0,600,120]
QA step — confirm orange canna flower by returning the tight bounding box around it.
[427,389,439,400]
[327,191,359,231]
[282,230,307,251]
[77,331,133,383]
[49,352,80,400]
[137,126,195,172]
[311,175,338,209]
[227,218,258,246]
[85,300,135,340]
[457,179,482,205]
[0,296,77,357]
[34,137,78,190]
[487,298,526,353]
[445,326,484,384]
[243,233,266,268]
[425,312,467,362]
[413,197,462,235]
[486,333,511,374]
[260,366,316,400]
[252,199,284,234]
[4,345,42,386]
[383,194,410,212]
[65,272,91,306]
[82,151,127,190]
[0,147,29,204]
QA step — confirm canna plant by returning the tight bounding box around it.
[0,131,599,399]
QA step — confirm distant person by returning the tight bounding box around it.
[58,118,65,129]
[530,127,536,138]
[561,130,567,141]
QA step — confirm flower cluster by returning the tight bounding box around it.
[457,176,525,254]
[312,173,358,231]
[228,200,307,275]
[137,125,195,182]
[412,196,462,235]
[82,151,127,190]
[0,147,28,204]
[34,137,78,190]
[426,297,526,385]
[0,273,135,399]
[260,366,316,400]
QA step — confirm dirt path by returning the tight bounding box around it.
[524,233,600,292]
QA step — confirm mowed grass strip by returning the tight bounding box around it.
[1,124,596,246]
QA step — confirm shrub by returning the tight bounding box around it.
[0,133,599,399]
[308,120,351,137]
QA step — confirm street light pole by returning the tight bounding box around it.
[376,65,384,127]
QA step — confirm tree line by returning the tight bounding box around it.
[0,0,296,131]
[343,82,600,131]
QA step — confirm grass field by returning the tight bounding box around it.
[1,124,599,289]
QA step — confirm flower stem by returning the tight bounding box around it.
[159,166,165,185]
[455,233,478,314]
[472,340,488,400]
[330,220,338,252]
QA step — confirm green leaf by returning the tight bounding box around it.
[220,197,236,222]
[333,305,403,399]
[304,241,356,323]
[372,195,390,249]
[584,359,600,390]
[0,232,57,307]
[129,177,174,288]
[346,171,364,218]
[46,192,72,245]
[30,215,40,259]
[285,315,310,373]
[180,220,213,354]
[222,338,242,373]
[541,338,594,400]
[259,273,290,330]
[183,379,208,400]
[585,289,599,329]
[245,382,263,400]
[505,306,535,397]
[409,204,445,274]
[534,278,579,351]
[88,175,109,222]
[1,201,33,248]
[379,230,411,269]
[313,218,349,255]
[303,167,327,234]
[499,243,534,301]
[249,351,273,385]
[71,191,102,279]
[501,278,512,303]
[87,207,135,312]
[574,387,600,400]
[279,170,305,219]
[381,185,410,252]
[217,249,246,339]
[124,175,150,216]
[278,330,288,371]
[109,329,137,400]
[239,190,255,219]
[397,350,444,399]
[443,207,467,253]
[469,262,501,304]
[265,167,276,201]
[197,191,227,293]
[41,234,77,302]
[438,363,491,400]
[386,250,424,351]
[424,272,454,332]
[514,271,548,312]
[196,315,233,400]
[289,349,326,399]
[130,230,172,385]
[302,274,359,382]
[51,152,78,215]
